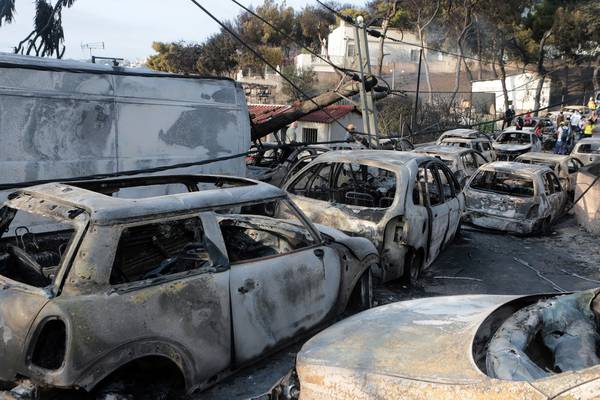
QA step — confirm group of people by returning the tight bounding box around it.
[502,97,599,155]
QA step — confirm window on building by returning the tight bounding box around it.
[410,49,420,62]
[346,44,356,58]
[302,127,318,144]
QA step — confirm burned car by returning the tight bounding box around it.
[515,152,584,195]
[0,175,378,397]
[290,289,600,400]
[414,145,489,187]
[246,144,330,187]
[436,128,495,161]
[378,137,415,151]
[572,137,600,166]
[282,150,464,284]
[493,128,542,161]
[463,162,567,234]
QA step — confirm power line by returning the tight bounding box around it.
[187,0,372,138]
[228,0,359,80]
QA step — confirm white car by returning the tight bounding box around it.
[436,129,496,161]
[287,289,600,400]
[414,145,489,187]
[572,137,600,165]
[515,152,584,195]
[463,162,567,234]
[282,150,464,284]
[493,128,542,161]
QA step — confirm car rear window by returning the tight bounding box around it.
[470,170,534,197]
[497,132,532,145]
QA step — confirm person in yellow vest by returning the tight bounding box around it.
[588,97,597,110]
[583,118,594,137]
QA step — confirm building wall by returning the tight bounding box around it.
[471,73,552,114]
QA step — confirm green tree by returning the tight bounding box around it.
[1,0,77,58]
[196,30,239,77]
[146,41,203,74]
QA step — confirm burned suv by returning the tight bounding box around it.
[0,175,377,397]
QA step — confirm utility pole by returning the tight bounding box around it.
[354,16,379,148]
[413,48,423,135]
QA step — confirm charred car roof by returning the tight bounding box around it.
[415,145,476,156]
[479,161,552,176]
[515,152,571,162]
[9,175,285,224]
[439,128,483,139]
[313,150,432,169]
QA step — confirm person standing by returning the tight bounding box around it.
[588,97,597,110]
[524,110,533,126]
[571,110,582,139]
[583,119,594,138]
[556,111,565,126]
[534,120,543,138]
[502,106,515,129]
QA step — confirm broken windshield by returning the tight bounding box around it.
[0,207,76,288]
[496,132,532,145]
[470,170,535,197]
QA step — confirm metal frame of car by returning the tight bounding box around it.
[515,152,584,194]
[413,145,489,187]
[0,174,378,395]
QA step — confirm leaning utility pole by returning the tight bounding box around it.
[354,16,380,148]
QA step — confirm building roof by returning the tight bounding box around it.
[248,104,358,125]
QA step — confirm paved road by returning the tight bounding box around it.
[202,214,600,399]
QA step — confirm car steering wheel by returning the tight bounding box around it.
[7,244,47,282]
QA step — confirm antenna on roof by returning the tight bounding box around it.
[81,42,105,57]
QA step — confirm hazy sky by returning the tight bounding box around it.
[0,1,365,61]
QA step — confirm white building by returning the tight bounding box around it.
[471,72,552,114]
[296,20,446,73]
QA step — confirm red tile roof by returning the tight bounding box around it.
[248,104,358,125]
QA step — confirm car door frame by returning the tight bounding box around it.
[215,204,342,365]
[417,160,451,264]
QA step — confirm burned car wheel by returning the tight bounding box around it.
[346,266,373,313]
[404,251,423,286]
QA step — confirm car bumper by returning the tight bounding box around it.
[463,210,541,235]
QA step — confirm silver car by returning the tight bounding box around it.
[282,150,464,284]
[572,137,600,166]
[463,162,567,234]
[493,128,543,161]
[414,145,489,187]
[0,175,377,397]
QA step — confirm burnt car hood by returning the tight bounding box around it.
[493,143,532,153]
[296,294,600,399]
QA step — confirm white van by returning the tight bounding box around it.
[0,54,250,194]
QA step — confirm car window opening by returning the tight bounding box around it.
[110,217,213,285]
[471,171,534,197]
[218,199,316,263]
[0,208,75,288]
[497,132,532,145]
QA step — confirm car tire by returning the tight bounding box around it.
[540,217,552,236]
[404,251,423,287]
[347,266,373,313]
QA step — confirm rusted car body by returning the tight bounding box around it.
[493,128,542,161]
[282,150,464,284]
[515,152,584,195]
[0,175,377,395]
[463,162,568,234]
[292,290,600,400]
[572,137,600,166]
[414,145,489,187]
[436,129,496,161]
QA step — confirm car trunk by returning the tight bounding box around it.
[466,189,533,219]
